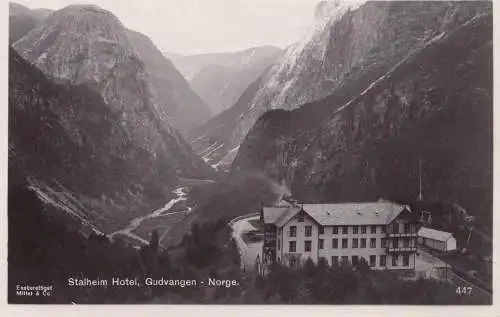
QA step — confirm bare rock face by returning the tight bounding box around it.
[233,11,493,225]
[189,1,490,172]
[11,3,212,137]
[125,29,212,135]
[13,5,208,171]
[10,5,214,232]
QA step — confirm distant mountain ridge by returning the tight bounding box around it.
[167,46,283,115]
[167,46,283,81]
[188,1,490,171]
[9,2,52,42]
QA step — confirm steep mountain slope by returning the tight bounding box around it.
[10,48,131,231]
[10,5,214,232]
[189,1,491,171]
[125,29,212,135]
[9,2,43,42]
[233,12,493,226]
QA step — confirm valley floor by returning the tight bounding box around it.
[109,187,193,247]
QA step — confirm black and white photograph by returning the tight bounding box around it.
[7,0,493,306]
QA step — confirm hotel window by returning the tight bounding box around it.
[392,223,399,234]
[352,256,358,266]
[332,239,338,249]
[371,225,377,234]
[297,212,304,222]
[342,226,348,234]
[341,238,348,249]
[360,238,366,248]
[352,238,359,248]
[403,254,410,266]
[319,239,324,250]
[403,238,410,247]
[333,226,339,234]
[392,238,398,248]
[332,256,339,266]
[369,255,376,267]
[319,226,324,235]
[305,240,312,252]
[381,238,387,248]
[381,226,387,234]
[380,255,386,267]
[370,238,376,248]
[353,226,359,234]
[392,255,398,267]
[305,225,312,237]
[341,256,349,265]
[404,223,410,234]
[289,241,296,252]
[361,226,367,234]
[289,226,297,237]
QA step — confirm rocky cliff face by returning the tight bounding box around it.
[11,4,210,135]
[233,11,493,224]
[125,29,212,135]
[189,1,491,171]
[13,5,211,172]
[10,5,214,231]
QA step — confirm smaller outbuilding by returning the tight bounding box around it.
[417,227,457,252]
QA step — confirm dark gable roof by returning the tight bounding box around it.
[262,200,410,228]
[262,206,290,224]
[302,202,406,226]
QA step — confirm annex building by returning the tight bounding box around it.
[417,227,457,252]
[260,196,418,271]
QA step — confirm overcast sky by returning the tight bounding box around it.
[15,0,322,55]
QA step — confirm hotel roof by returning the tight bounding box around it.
[262,207,291,224]
[262,200,409,227]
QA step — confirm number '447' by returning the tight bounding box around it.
[456,286,472,295]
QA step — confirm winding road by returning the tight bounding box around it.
[109,187,192,246]
[230,214,263,272]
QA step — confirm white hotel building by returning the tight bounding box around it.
[260,197,418,271]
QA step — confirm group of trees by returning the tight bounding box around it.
[240,259,490,305]
[182,220,227,269]
[8,179,151,303]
